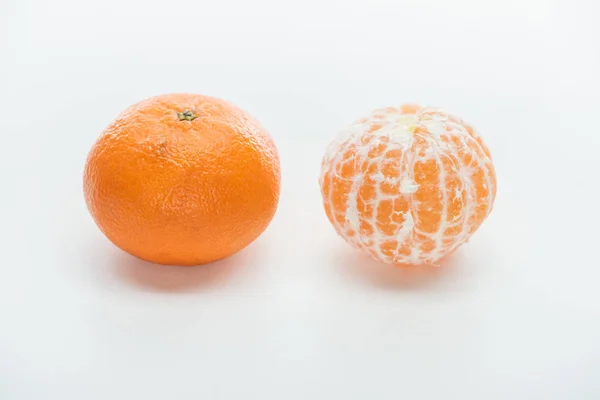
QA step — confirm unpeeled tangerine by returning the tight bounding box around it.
[319,105,496,265]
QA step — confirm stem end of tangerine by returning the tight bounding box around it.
[177,110,198,121]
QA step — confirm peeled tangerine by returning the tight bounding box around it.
[319,105,496,265]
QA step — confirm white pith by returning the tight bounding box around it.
[320,106,495,265]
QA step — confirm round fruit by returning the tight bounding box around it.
[319,105,496,265]
[84,93,280,266]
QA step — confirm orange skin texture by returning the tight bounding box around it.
[84,94,280,266]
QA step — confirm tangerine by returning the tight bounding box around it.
[319,105,496,265]
[84,93,280,266]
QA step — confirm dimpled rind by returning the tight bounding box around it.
[84,93,281,266]
[319,105,496,265]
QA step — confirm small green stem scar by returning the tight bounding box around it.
[177,110,198,121]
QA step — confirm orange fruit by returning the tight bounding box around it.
[319,105,496,265]
[84,93,280,266]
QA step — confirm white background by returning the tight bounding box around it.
[1,0,599,398]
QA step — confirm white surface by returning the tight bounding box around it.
[1,0,599,398]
